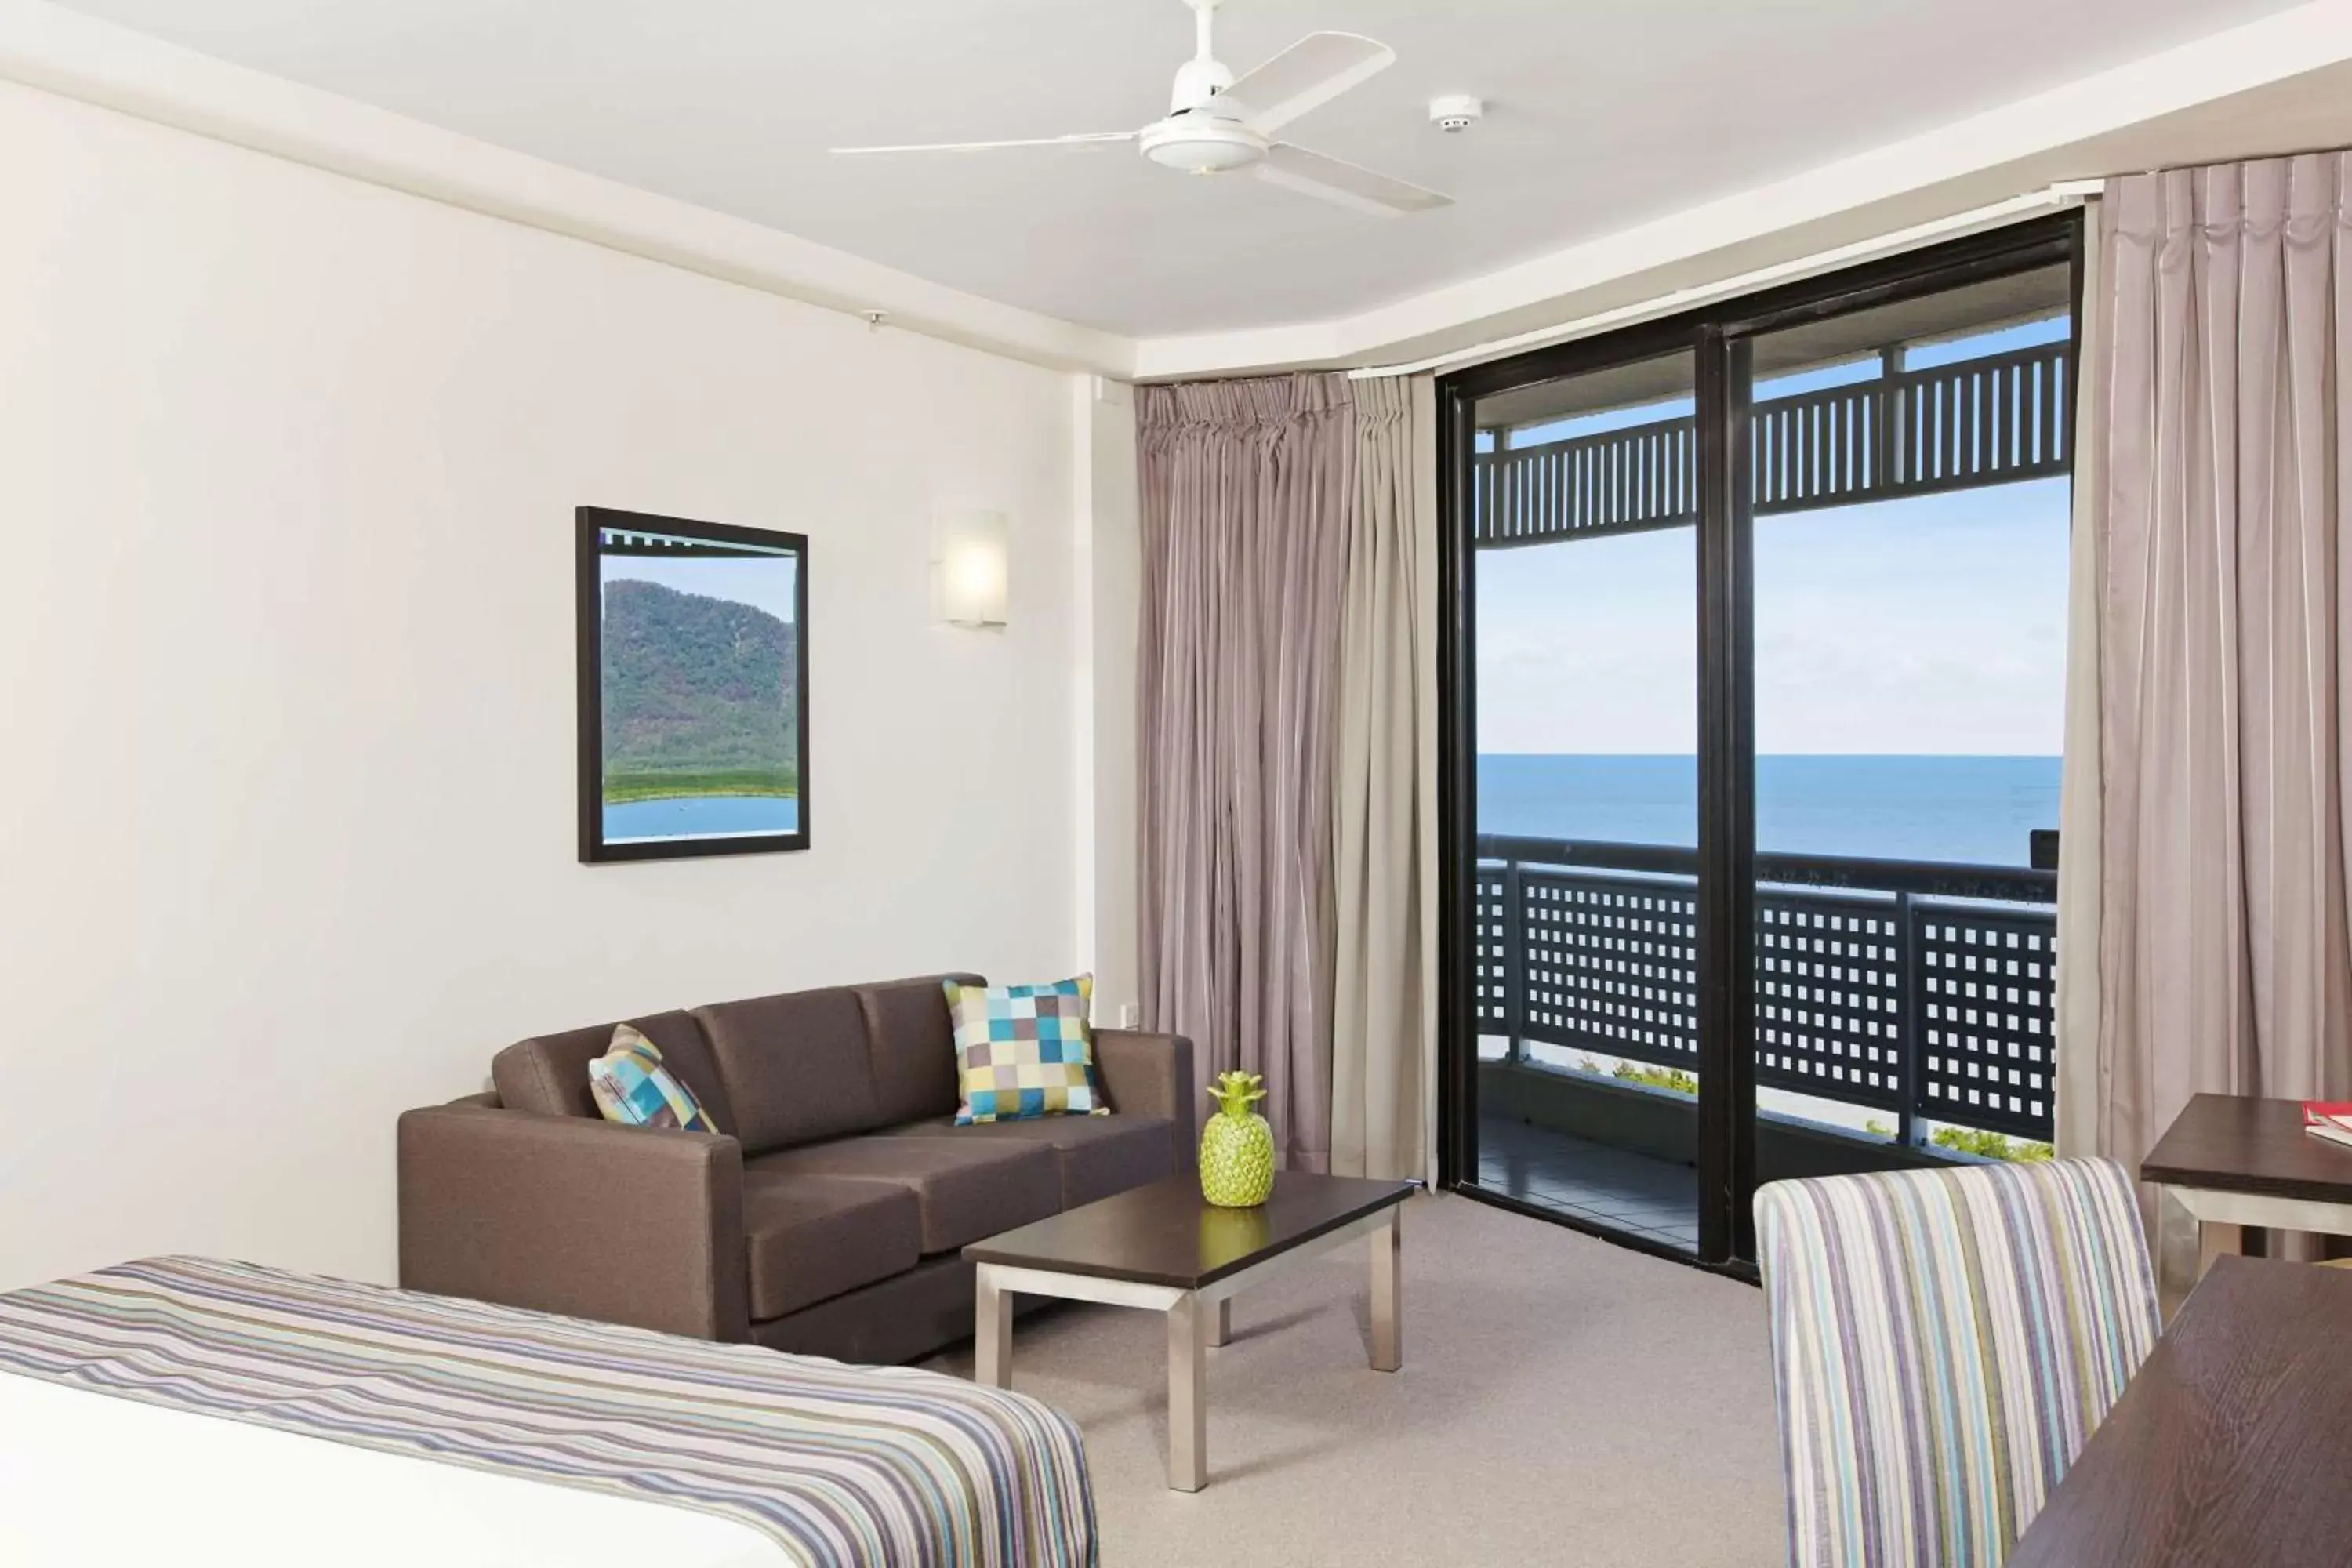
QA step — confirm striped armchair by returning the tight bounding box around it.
[1755,1158,2159,1568]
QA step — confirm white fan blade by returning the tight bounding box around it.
[1218,32,1395,133]
[1258,143,1450,217]
[832,131,1136,156]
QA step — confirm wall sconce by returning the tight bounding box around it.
[935,510,1008,627]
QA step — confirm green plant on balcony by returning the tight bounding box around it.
[1931,1127,2054,1162]
[1572,1056,1698,1096]
[1863,1118,2053,1161]
[1570,1058,2052,1160]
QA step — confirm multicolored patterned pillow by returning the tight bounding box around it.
[586,1024,719,1133]
[946,975,1109,1124]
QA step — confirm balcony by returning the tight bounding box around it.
[1472,832,2057,1233]
[1474,333,2072,548]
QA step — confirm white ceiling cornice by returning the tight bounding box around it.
[0,0,1136,375]
[5,0,2351,383]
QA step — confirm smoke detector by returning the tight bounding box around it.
[1429,95,1483,133]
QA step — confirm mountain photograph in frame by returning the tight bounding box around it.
[576,507,808,862]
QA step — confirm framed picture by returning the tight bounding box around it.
[577,506,809,862]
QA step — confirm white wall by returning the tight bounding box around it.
[0,79,1092,1291]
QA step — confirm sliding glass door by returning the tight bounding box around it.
[1467,350,1702,1257]
[1743,267,2072,1233]
[1441,215,2081,1272]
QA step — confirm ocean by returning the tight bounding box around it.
[1478,754,2060,868]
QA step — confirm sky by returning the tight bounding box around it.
[600,550,799,626]
[1475,319,2071,757]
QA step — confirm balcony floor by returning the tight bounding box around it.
[1474,1114,1700,1252]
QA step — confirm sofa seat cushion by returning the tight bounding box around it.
[746,1136,1059,1254]
[742,1174,921,1321]
[873,1114,1176,1210]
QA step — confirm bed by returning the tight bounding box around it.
[0,1256,1095,1567]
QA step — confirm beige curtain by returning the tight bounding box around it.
[1137,373,1354,1171]
[1330,375,1441,1183]
[2055,206,2109,1157]
[2080,154,2352,1179]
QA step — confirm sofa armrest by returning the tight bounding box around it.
[397,1101,748,1343]
[1094,1028,1196,1171]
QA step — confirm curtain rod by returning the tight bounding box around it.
[2124,141,2352,179]
[1348,183,2102,381]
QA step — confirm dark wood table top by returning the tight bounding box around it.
[2140,1093,2352,1203]
[2008,1257,2352,1567]
[964,1173,1415,1289]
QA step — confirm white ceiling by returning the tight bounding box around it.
[40,0,2313,339]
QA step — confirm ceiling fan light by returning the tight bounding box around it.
[1139,115,1268,176]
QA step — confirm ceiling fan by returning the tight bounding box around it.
[831,0,1450,217]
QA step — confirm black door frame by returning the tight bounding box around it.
[1436,210,2085,1278]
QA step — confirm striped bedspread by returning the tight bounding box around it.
[0,1257,1095,1568]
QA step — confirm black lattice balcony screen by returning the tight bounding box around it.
[1472,846,2057,1144]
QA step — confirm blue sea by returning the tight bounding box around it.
[1479,754,2060,867]
[604,795,799,844]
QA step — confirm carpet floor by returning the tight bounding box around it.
[924,1191,1787,1567]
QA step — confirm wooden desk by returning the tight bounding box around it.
[2009,1258,2352,1566]
[2141,1093,2352,1319]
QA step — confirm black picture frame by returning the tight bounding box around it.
[576,506,810,863]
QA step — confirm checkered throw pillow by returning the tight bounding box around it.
[586,1024,719,1133]
[946,975,1109,1124]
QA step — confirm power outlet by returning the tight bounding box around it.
[1119,1002,1141,1029]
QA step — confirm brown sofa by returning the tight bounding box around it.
[397,974,1194,1366]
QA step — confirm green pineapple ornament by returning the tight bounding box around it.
[1199,1070,1276,1208]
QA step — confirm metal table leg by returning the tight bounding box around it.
[2155,1186,2199,1323]
[975,1265,1012,1388]
[1370,1208,1402,1372]
[1167,1293,1207,1491]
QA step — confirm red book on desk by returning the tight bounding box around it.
[2304,1102,2352,1150]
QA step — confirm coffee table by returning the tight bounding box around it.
[963,1172,1414,1492]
